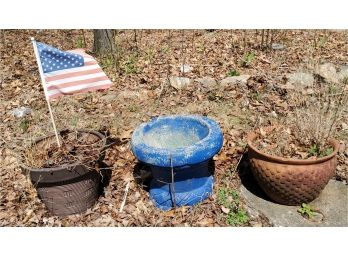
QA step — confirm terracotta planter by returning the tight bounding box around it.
[20,130,106,216]
[247,130,339,205]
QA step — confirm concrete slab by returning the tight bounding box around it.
[240,178,348,227]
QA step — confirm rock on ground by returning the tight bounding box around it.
[271,43,286,50]
[317,63,338,83]
[169,76,191,90]
[288,72,314,88]
[180,64,193,73]
[338,66,348,82]
[240,179,348,227]
[220,75,250,87]
[195,77,217,89]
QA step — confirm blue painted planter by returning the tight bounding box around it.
[131,115,223,210]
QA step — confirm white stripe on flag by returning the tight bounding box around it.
[83,57,95,62]
[46,80,112,96]
[44,64,100,77]
[46,72,106,85]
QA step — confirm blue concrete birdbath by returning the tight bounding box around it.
[131,115,223,210]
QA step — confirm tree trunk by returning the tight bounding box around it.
[93,29,115,55]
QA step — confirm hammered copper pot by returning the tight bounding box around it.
[247,130,339,205]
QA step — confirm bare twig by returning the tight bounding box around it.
[181,30,185,76]
[232,114,261,173]
[81,29,87,48]
[119,181,130,213]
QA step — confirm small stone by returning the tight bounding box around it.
[100,94,118,103]
[271,43,286,50]
[220,75,250,87]
[116,89,149,101]
[317,63,338,83]
[250,221,263,227]
[221,206,230,214]
[338,66,348,82]
[288,72,314,88]
[180,64,193,73]
[342,122,348,130]
[277,83,295,90]
[169,76,191,90]
[270,111,278,118]
[195,77,217,88]
[306,88,315,95]
[118,90,140,99]
[10,107,32,118]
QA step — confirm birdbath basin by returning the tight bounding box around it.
[131,115,223,210]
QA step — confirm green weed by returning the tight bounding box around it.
[19,119,30,133]
[318,36,328,48]
[297,203,315,219]
[121,55,138,74]
[308,144,334,157]
[227,69,240,77]
[217,188,249,226]
[101,54,116,69]
[241,52,255,67]
[128,104,139,112]
[76,37,84,48]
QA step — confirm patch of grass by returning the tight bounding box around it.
[195,43,205,53]
[227,69,240,77]
[144,48,155,64]
[251,91,262,101]
[19,119,30,133]
[75,37,84,48]
[229,116,243,125]
[342,76,348,85]
[70,115,79,128]
[217,188,249,226]
[101,54,116,69]
[297,203,315,219]
[320,147,334,157]
[161,46,170,54]
[318,36,328,48]
[308,144,334,158]
[128,104,139,112]
[227,209,249,226]
[121,54,138,74]
[241,52,255,67]
[328,84,338,94]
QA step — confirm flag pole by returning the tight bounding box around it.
[31,37,61,147]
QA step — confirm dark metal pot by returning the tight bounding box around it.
[19,130,106,217]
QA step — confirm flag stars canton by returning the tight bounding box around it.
[36,42,84,73]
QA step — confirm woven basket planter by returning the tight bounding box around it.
[20,130,106,216]
[247,130,339,205]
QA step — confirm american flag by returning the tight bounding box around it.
[34,41,112,100]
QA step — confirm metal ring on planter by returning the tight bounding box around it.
[131,115,223,210]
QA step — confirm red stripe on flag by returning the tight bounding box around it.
[46,68,103,82]
[43,49,112,101]
[48,84,112,100]
[47,75,110,90]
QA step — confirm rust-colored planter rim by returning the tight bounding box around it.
[247,129,339,165]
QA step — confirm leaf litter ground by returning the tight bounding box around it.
[0,30,347,226]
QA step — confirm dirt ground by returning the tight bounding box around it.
[0,29,347,226]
